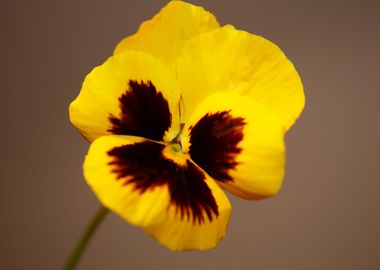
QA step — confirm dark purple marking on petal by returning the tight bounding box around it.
[107,141,219,224]
[108,80,171,141]
[189,111,246,182]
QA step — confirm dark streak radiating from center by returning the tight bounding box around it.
[189,111,246,182]
[107,141,219,224]
[108,80,172,141]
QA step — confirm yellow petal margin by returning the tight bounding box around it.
[182,92,285,200]
[177,25,304,131]
[69,51,181,142]
[84,135,231,250]
[114,0,220,68]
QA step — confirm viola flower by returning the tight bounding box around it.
[69,1,304,251]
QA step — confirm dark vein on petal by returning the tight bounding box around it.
[108,80,172,141]
[189,111,246,182]
[107,141,219,224]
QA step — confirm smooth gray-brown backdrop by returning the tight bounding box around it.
[1,0,379,269]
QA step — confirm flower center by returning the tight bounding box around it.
[163,139,187,166]
[170,143,182,153]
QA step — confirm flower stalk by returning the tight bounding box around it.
[63,206,108,270]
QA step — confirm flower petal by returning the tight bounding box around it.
[182,92,285,200]
[114,1,220,68]
[84,135,231,250]
[69,51,181,142]
[177,25,304,131]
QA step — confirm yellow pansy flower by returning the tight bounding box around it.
[69,0,304,251]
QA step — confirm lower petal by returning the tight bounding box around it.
[84,135,231,250]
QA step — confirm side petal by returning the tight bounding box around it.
[84,135,231,250]
[114,1,220,68]
[69,51,181,142]
[177,25,304,131]
[182,93,285,200]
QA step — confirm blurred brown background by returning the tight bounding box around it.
[1,0,379,269]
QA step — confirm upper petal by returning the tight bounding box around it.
[114,1,220,69]
[84,135,231,250]
[177,25,305,131]
[182,92,285,200]
[69,51,181,142]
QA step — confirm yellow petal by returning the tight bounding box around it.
[69,51,181,142]
[84,135,231,250]
[177,25,304,130]
[114,0,220,68]
[182,92,285,200]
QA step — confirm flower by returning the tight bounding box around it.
[69,0,304,251]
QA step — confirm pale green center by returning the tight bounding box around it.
[170,143,182,153]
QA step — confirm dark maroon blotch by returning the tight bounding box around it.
[107,141,219,224]
[108,80,171,141]
[189,111,246,182]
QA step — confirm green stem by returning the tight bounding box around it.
[63,205,109,270]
